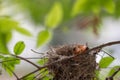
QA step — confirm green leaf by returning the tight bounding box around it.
[114,0,120,17]
[38,58,48,65]
[5,32,12,43]
[2,64,14,76]
[0,33,9,54]
[2,57,20,76]
[108,66,120,77]
[95,70,100,79]
[40,68,47,73]
[99,57,114,68]
[0,17,18,33]
[14,41,25,55]
[37,30,52,47]
[104,0,115,14]
[41,70,49,77]
[39,69,50,80]
[23,74,35,80]
[45,2,63,29]
[42,76,51,80]
[15,27,32,36]
[0,17,32,36]
[0,55,4,59]
[91,0,101,14]
[71,0,87,16]
[13,0,55,24]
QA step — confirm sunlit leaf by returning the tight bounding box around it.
[37,58,48,65]
[39,69,50,80]
[13,0,55,24]
[92,5,100,15]
[0,17,32,36]
[114,0,120,17]
[2,57,20,76]
[0,18,18,33]
[40,68,47,73]
[6,32,12,43]
[99,57,114,68]
[0,55,4,59]
[72,0,87,16]
[41,70,49,77]
[14,41,25,55]
[0,33,9,54]
[15,27,32,36]
[95,70,100,79]
[103,0,115,14]
[60,0,73,21]
[45,2,63,29]
[108,66,120,77]
[42,76,51,80]
[37,30,52,47]
[35,68,51,80]
[91,0,101,14]
[2,64,14,76]
[23,74,35,80]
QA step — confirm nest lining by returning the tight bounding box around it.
[46,44,97,80]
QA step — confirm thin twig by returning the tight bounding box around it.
[0,59,19,63]
[101,50,114,59]
[20,41,120,79]
[88,41,120,53]
[20,69,39,79]
[0,57,45,63]
[31,49,44,54]
[10,54,40,69]
[4,64,20,80]
[32,68,48,80]
[106,67,120,80]
[111,68,120,77]
[19,57,70,79]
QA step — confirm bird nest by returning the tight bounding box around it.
[46,44,97,80]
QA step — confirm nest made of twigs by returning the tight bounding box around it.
[46,44,97,80]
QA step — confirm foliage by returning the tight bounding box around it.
[0,41,25,76]
[95,57,113,79]
[45,2,63,29]
[1,0,119,47]
[0,17,31,54]
[37,30,52,47]
[0,0,120,80]
[2,56,20,76]
[14,41,25,55]
[15,27,32,36]
[22,74,35,80]
[72,0,115,16]
[99,57,114,68]
[37,58,48,66]
[107,66,120,79]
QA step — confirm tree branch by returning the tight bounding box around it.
[20,41,120,79]
[4,64,20,80]
[0,57,44,63]
[10,54,40,69]
[106,67,120,80]
[87,41,120,53]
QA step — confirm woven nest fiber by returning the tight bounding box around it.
[46,44,97,80]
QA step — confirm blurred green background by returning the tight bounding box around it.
[0,0,120,80]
